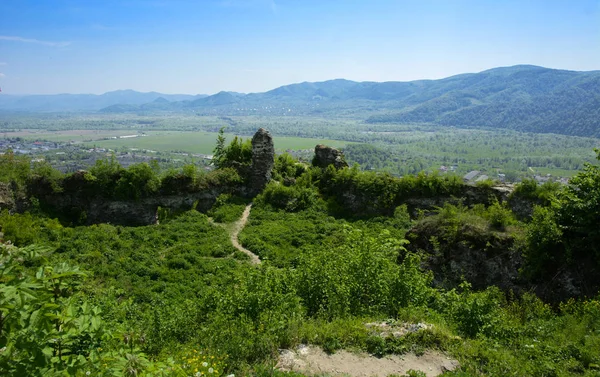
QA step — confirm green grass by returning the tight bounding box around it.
[2,129,142,142]
[82,131,352,154]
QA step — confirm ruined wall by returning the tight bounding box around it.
[250,128,275,195]
[19,128,275,226]
[313,144,348,169]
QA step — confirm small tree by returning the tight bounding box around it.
[212,127,227,168]
[212,128,252,169]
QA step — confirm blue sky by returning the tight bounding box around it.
[1,0,599,95]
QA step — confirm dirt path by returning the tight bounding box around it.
[230,204,261,264]
[278,345,458,377]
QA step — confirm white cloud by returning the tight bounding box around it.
[0,73,6,78]
[0,35,71,47]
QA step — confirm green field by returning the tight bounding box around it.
[81,131,352,154]
[1,129,141,142]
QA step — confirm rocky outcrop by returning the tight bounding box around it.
[29,182,238,226]
[0,182,15,213]
[250,128,275,195]
[406,219,524,294]
[313,144,348,169]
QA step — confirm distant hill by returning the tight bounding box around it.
[100,65,600,137]
[3,66,600,137]
[0,90,205,112]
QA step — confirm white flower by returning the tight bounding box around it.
[202,362,208,367]
[86,372,91,376]
[208,367,214,374]
[195,373,201,377]
[226,374,235,377]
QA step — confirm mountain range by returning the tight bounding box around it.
[1,65,599,137]
[0,90,205,112]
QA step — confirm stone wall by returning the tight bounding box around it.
[250,128,275,195]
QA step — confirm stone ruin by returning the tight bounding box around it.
[250,128,275,195]
[312,144,348,169]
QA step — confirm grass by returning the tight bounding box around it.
[76,131,351,154]
[1,129,142,142]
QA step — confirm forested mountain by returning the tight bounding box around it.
[0,90,205,112]
[103,65,600,137]
[2,65,599,137]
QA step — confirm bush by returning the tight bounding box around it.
[296,227,429,318]
[485,200,516,230]
[208,194,249,223]
[257,182,323,212]
[115,162,160,200]
[441,283,505,338]
[273,153,307,181]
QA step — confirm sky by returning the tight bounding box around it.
[0,0,599,95]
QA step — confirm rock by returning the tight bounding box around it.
[250,128,275,195]
[313,144,348,169]
[406,218,524,293]
[0,182,16,213]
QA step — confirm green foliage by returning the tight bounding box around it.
[3,139,600,376]
[0,244,103,376]
[0,210,63,246]
[212,126,227,168]
[512,178,561,204]
[88,155,124,196]
[208,194,249,223]
[525,206,564,278]
[523,150,600,292]
[484,200,517,230]
[159,163,203,194]
[319,166,464,216]
[273,153,307,182]
[474,178,495,189]
[257,181,323,212]
[297,228,429,318]
[555,149,600,254]
[115,162,160,200]
[212,131,252,169]
[0,150,30,187]
[440,283,505,338]
[29,160,65,194]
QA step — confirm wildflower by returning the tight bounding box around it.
[86,372,91,376]
[195,373,201,377]
[208,367,214,374]
[202,362,208,367]
[226,374,235,377]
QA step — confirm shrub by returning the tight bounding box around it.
[485,200,516,230]
[208,194,249,223]
[114,163,160,200]
[257,182,323,212]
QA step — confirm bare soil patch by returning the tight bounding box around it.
[277,345,458,377]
